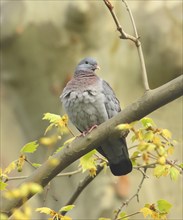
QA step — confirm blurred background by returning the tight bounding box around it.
[1,0,182,219]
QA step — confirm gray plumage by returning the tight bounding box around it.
[60,57,132,176]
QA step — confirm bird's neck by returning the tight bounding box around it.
[74,69,96,78]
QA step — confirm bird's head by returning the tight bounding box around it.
[76,57,100,73]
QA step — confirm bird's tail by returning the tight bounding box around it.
[98,137,133,176]
[109,158,132,176]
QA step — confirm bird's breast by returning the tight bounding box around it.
[62,89,108,131]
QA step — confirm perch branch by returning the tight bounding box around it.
[1,75,182,216]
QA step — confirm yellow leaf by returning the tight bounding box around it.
[167,146,174,155]
[140,207,153,218]
[161,129,172,139]
[4,161,16,174]
[158,156,166,165]
[153,136,161,146]
[36,207,53,215]
[61,216,72,220]
[116,124,131,131]
[43,113,61,123]
[39,136,58,146]
[0,181,7,191]
[0,213,8,220]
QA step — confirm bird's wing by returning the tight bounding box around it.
[102,80,121,119]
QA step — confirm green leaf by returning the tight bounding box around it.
[36,207,52,214]
[141,117,156,128]
[179,163,183,168]
[79,150,97,172]
[143,131,154,141]
[59,205,75,212]
[119,211,129,220]
[20,141,39,153]
[43,113,61,123]
[32,163,41,168]
[170,167,180,181]
[157,199,172,213]
[0,181,7,190]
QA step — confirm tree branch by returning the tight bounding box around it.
[113,168,147,220]
[1,75,182,216]
[61,165,103,216]
[103,0,150,91]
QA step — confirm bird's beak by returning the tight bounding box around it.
[96,65,100,70]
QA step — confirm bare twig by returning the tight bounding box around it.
[61,165,104,216]
[7,168,82,182]
[121,0,150,91]
[103,0,137,42]
[119,211,141,220]
[113,168,147,220]
[103,0,150,91]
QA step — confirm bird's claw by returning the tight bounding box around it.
[79,125,98,137]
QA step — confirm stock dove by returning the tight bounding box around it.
[60,57,132,176]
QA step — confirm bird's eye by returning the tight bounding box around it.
[85,61,88,64]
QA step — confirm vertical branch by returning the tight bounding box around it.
[121,0,150,91]
[103,0,150,91]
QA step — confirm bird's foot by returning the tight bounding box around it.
[79,125,98,137]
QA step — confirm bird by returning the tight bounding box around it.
[60,57,132,176]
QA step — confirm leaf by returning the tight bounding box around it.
[32,163,41,168]
[119,211,129,220]
[167,146,174,155]
[153,165,170,178]
[0,213,8,220]
[79,150,97,173]
[116,124,131,130]
[36,207,53,215]
[157,199,172,213]
[62,216,72,220]
[157,156,166,165]
[140,207,153,218]
[0,181,7,190]
[20,141,39,153]
[161,129,172,139]
[141,117,156,128]
[59,205,75,213]
[4,161,16,174]
[143,131,154,141]
[43,113,61,123]
[170,167,180,181]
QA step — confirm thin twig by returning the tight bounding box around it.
[103,0,137,43]
[113,168,147,220]
[119,211,141,220]
[7,168,82,182]
[103,0,150,91]
[121,0,150,91]
[61,165,104,216]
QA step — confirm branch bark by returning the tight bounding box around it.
[1,75,183,216]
